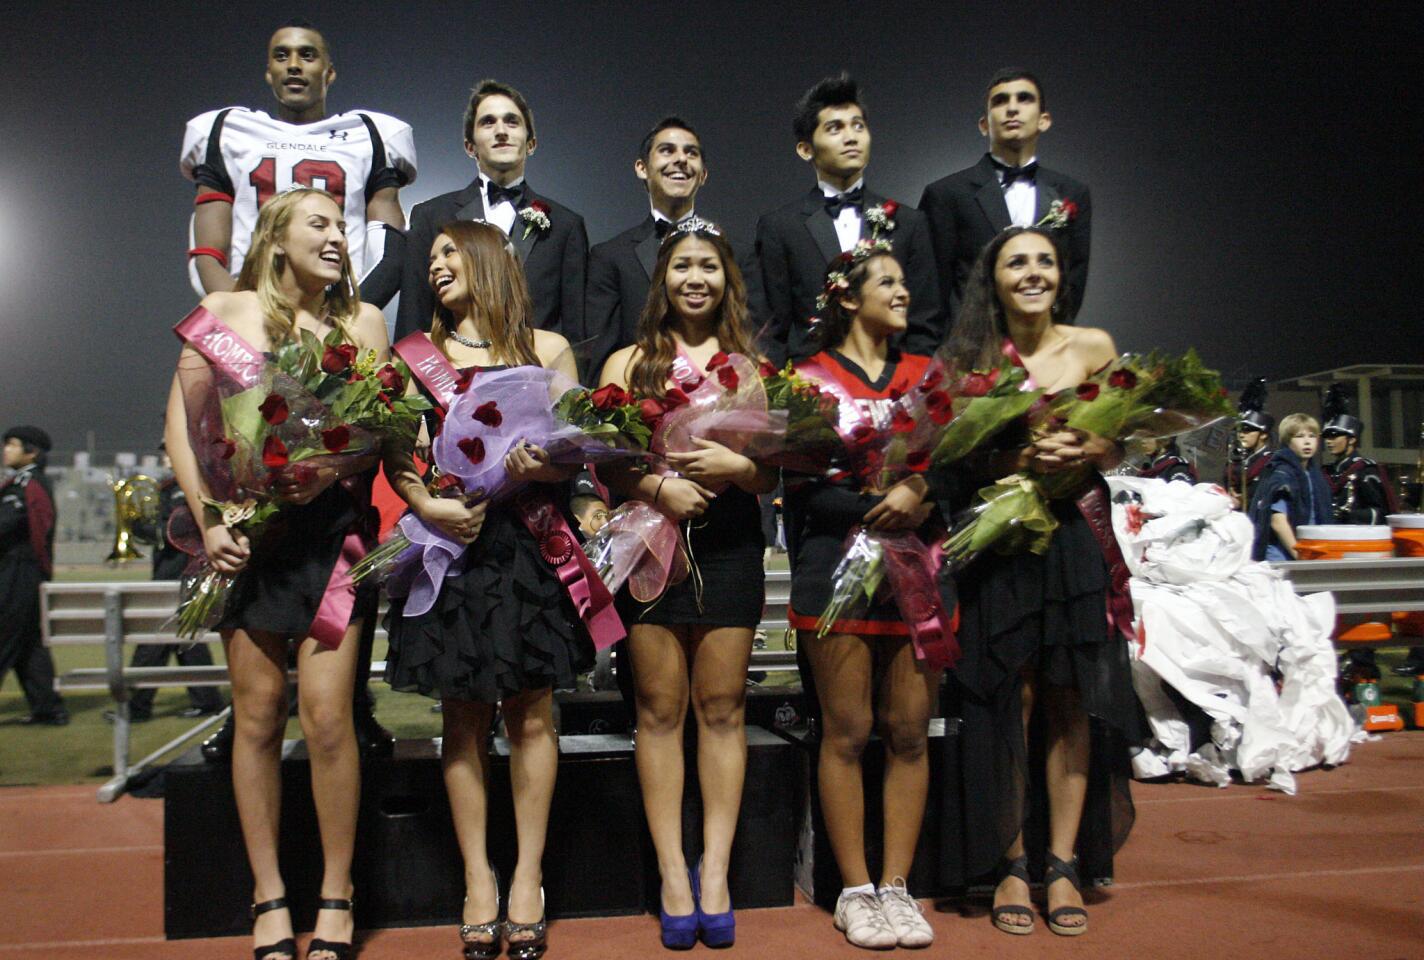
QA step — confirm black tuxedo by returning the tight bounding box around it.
[918,154,1091,323]
[755,186,944,365]
[394,177,588,340]
[583,215,769,383]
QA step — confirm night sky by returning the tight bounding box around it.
[2,1,1420,454]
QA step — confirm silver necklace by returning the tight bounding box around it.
[448,329,492,349]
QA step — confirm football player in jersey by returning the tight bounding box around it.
[181,20,416,307]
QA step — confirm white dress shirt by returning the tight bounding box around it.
[993,156,1037,227]
[479,172,524,236]
[819,177,865,252]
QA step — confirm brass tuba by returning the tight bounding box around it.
[107,474,160,563]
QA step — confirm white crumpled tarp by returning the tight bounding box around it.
[1106,476,1353,794]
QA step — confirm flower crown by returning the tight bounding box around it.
[814,200,900,312]
[815,236,895,311]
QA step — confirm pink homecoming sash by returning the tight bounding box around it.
[174,306,265,387]
[396,334,626,650]
[796,355,957,667]
[174,306,368,650]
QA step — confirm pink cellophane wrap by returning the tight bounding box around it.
[872,529,960,670]
[582,502,689,603]
[653,353,785,465]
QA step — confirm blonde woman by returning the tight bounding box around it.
[164,188,388,960]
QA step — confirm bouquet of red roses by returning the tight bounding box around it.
[353,368,656,615]
[173,331,430,638]
[941,349,1234,568]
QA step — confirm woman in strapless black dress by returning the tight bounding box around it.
[382,222,585,960]
[164,188,391,960]
[933,226,1142,939]
[596,220,777,949]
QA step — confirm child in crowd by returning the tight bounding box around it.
[1248,413,1333,561]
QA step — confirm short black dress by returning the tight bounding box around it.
[618,484,765,629]
[218,474,378,638]
[383,364,593,703]
[939,475,1143,886]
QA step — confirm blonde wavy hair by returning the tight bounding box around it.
[429,220,538,367]
[235,187,361,346]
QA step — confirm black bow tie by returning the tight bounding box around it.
[654,218,673,239]
[824,187,864,217]
[994,160,1038,186]
[485,180,524,208]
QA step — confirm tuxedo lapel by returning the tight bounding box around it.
[1033,175,1062,223]
[974,177,1012,234]
[634,217,659,280]
[508,186,544,265]
[453,179,486,224]
[800,190,842,265]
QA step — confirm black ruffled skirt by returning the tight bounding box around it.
[942,499,1141,884]
[384,505,593,703]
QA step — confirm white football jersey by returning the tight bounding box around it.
[180,107,417,293]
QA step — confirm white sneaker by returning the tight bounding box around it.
[833,891,898,949]
[879,878,934,948]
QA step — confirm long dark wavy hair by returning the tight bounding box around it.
[810,249,899,353]
[942,225,1069,370]
[627,229,757,397]
[429,220,538,367]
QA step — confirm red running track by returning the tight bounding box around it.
[2,733,1421,959]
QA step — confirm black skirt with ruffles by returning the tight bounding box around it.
[383,493,593,704]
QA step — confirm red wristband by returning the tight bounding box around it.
[194,191,234,206]
[188,246,229,267]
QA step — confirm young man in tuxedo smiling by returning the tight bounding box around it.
[755,74,943,364]
[919,68,1092,323]
[583,117,708,381]
[395,79,588,340]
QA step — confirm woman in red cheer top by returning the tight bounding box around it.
[784,246,941,950]
[936,226,1141,939]
[163,188,389,960]
[598,218,777,950]
[383,221,585,960]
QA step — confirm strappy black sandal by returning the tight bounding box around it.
[1043,853,1088,937]
[250,897,296,960]
[306,897,355,960]
[990,856,1035,936]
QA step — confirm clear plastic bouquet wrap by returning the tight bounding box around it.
[172,329,429,639]
[941,349,1235,569]
[814,525,960,669]
[581,501,690,602]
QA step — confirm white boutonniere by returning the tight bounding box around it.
[520,201,552,239]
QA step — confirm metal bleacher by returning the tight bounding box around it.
[41,570,795,802]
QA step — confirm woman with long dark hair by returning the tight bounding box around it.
[937,226,1139,938]
[785,247,941,949]
[383,220,586,960]
[598,219,777,949]
[163,188,389,960]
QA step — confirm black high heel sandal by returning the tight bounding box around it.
[306,897,355,959]
[990,856,1035,936]
[504,887,547,960]
[250,897,296,960]
[1043,853,1088,937]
